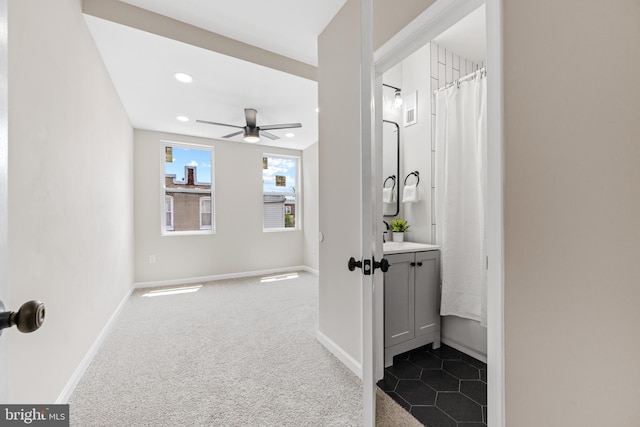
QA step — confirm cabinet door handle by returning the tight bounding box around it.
[417,262,423,267]
[410,262,416,267]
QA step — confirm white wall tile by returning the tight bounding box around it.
[438,63,446,88]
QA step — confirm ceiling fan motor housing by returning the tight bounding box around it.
[244,126,260,143]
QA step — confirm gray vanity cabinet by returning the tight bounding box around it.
[384,250,441,367]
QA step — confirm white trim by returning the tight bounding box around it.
[133,266,309,289]
[0,0,8,404]
[373,1,505,426]
[161,140,215,236]
[56,286,134,403]
[262,153,301,231]
[262,227,300,233]
[165,194,174,231]
[165,187,211,194]
[361,0,376,424]
[374,0,484,73]
[486,0,506,425]
[316,330,362,379]
[302,266,319,276]
[199,196,212,230]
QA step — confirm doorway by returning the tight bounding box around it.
[0,0,8,404]
[370,0,504,425]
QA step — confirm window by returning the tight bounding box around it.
[200,197,212,230]
[163,142,214,234]
[165,195,174,231]
[263,154,300,230]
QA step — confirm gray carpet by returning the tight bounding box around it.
[69,272,358,426]
[69,271,419,426]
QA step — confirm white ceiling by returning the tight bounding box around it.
[85,1,485,152]
[433,5,486,63]
[85,15,320,150]
[118,0,347,67]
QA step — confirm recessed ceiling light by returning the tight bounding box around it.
[315,107,320,113]
[285,133,295,138]
[176,115,189,122]
[174,72,193,83]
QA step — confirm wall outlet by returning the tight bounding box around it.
[149,255,156,264]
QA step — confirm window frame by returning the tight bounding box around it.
[199,196,212,230]
[161,140,215,236]
[262,153,301,232]
[165,195,174,231]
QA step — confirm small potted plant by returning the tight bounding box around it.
[390,218,409,242]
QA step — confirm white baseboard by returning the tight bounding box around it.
[441,337,487,364]
[56,287,133,403]
[302,266,319,276]
[134,265,312,289]
[316,330,362,379]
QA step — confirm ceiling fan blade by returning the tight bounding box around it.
[260,130,279,140]
[244,108,257,128]
[196,119,243,129]
[221,130,244,138]
[259,123,302,130]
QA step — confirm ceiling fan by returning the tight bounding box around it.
[196,108,302,143]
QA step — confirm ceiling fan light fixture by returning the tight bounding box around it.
[243,127,260,143]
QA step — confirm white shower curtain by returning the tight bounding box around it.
[434,71,487,326]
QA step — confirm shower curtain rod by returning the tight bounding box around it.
[433,66,486,93]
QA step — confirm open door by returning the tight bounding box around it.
[359,0,379,425]
[0,0,8,403]
[317,0,380,425]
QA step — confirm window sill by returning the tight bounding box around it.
[263,227,300,233]
[162,230,215,237]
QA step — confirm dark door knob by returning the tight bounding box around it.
[374,257,390,273]
[0,300,45,335]
[348,257,362,271]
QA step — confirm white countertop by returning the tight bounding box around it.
[383,241,440,254]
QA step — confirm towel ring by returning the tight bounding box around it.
[404,171,420,186]
[383,175,396,190]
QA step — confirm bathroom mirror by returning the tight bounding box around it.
[383,120,400,217]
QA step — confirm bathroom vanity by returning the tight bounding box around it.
[383,242,441,367]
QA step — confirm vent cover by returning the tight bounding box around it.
[403,91,418,127]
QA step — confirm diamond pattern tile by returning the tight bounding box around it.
[378,343,487,427]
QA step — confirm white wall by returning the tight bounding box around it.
[7,0,134,402]
[317,0,363,365]
[302,142,319,271]
[134,130,305,283]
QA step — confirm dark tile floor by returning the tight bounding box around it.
[377,343,487,426]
